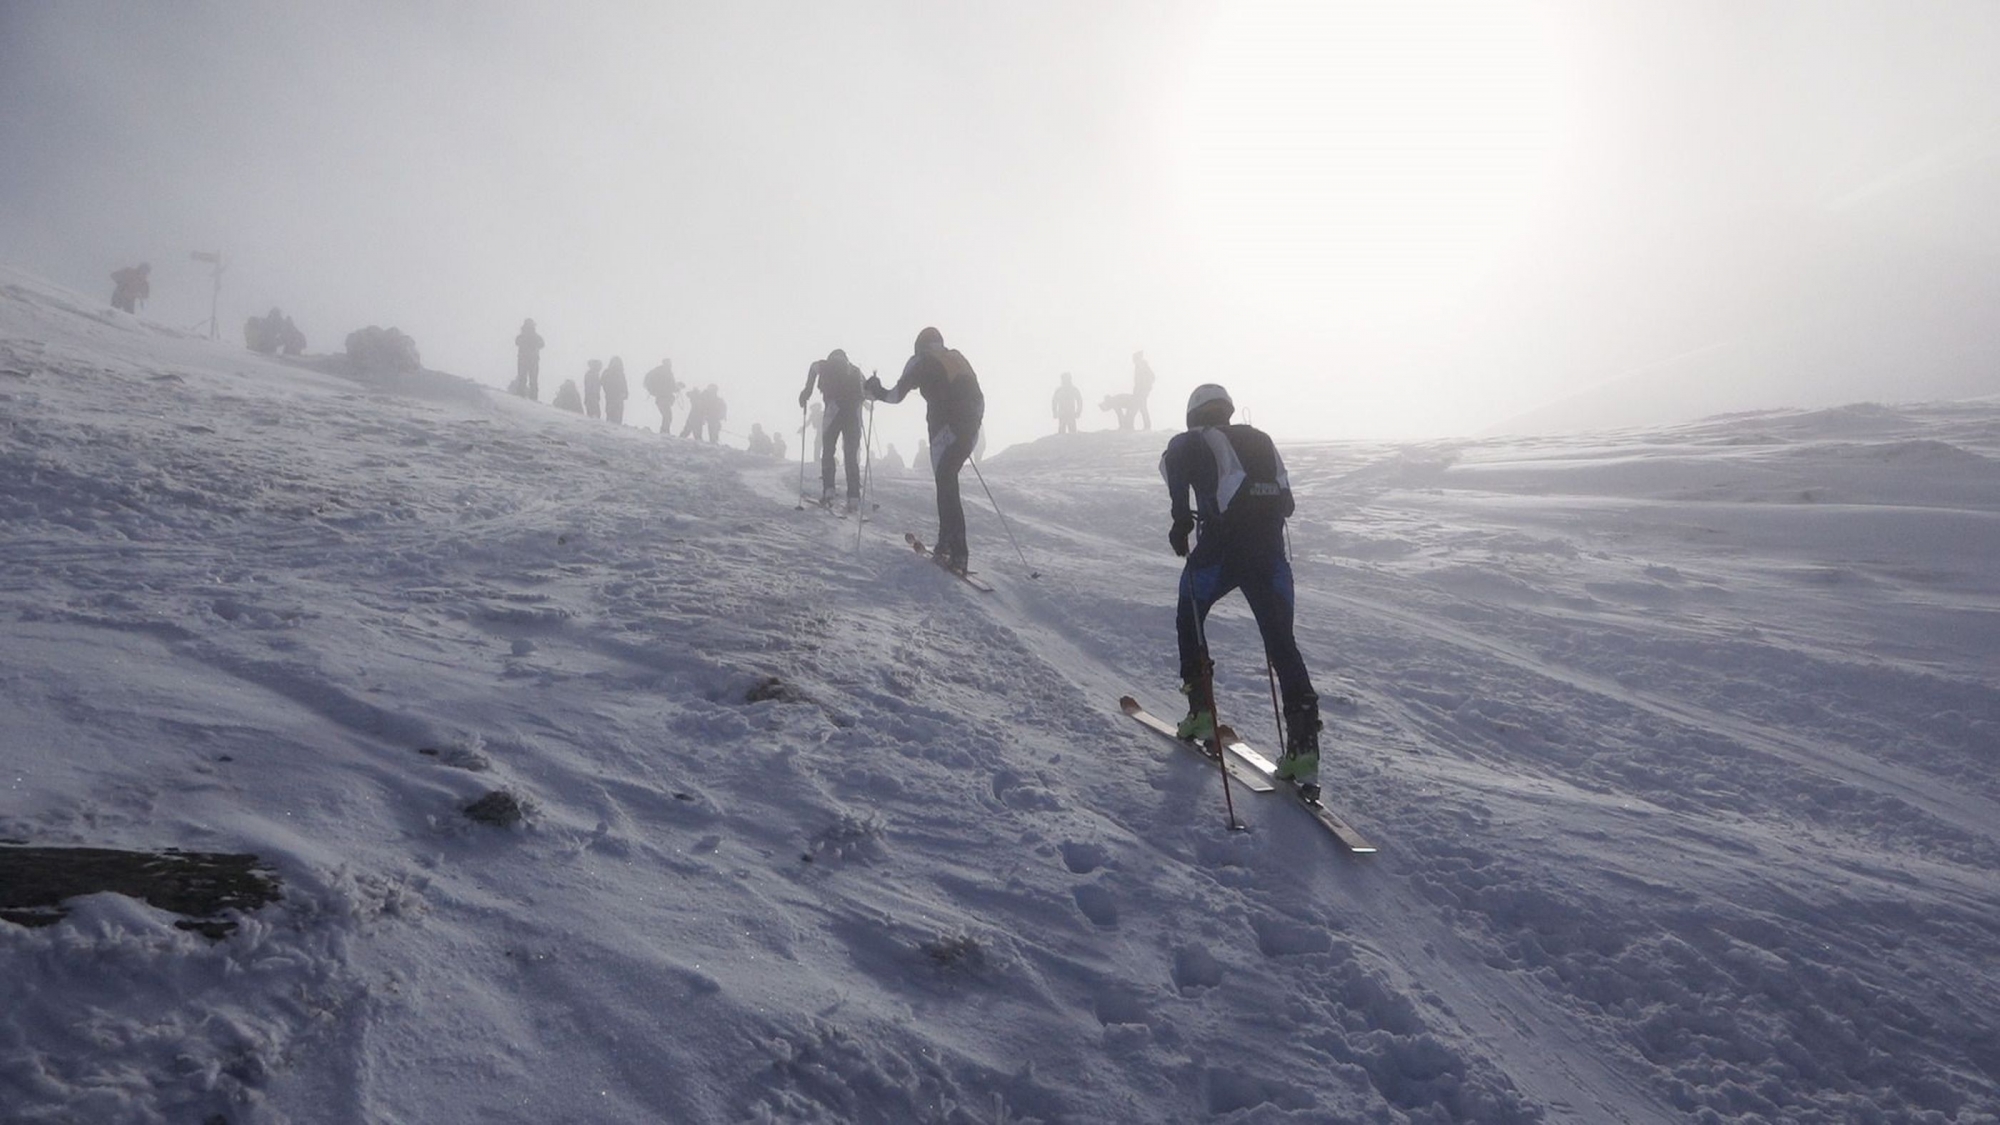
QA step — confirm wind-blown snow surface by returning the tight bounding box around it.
[3,268,1998,1125]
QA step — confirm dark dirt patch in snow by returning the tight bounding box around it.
[0,844,280,938]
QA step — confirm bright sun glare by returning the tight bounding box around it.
[1179,1,1569,325]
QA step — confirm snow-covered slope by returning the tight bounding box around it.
[3,267,1998,1124]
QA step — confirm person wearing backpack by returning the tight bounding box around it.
[1159,383,1321,796]
[866,326,984,574]
[643,359,680,434]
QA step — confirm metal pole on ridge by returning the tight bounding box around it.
[856,399,874,553]
[795,404,808,510]
[1269,523,1294,746]
[967,455,1040,579]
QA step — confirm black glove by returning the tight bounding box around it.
[864,374,885,400]
[1168,516,1195,557]
[798,389,811,410]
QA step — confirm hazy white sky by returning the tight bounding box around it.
[5,1,1999,448]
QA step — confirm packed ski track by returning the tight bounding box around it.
[3,267,1998,1124]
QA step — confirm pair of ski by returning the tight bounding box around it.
[904,532,993,592]
[1119,695,1377,853]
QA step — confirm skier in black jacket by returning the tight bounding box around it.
[800,348,867,512]
[1159,383,1321,795]
[866,326,984,573]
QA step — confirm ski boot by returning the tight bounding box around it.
[1175,682,1215,742]
[819,486,838,510]
[1277,704,1322,801]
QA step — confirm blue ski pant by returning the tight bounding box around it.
[1176,540,1316,716]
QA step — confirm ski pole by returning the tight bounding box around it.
[795,404,808,509]
[967,455,1040,579]
[856,400,874,552]
[1193,611,1244,832]
[1269,524,1295,746]
[1266,658,1285,758]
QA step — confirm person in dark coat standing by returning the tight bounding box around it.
[799,348,867,511]
[703,385,725,443]
[1158,382,1321,796]
[601,356,629,424]
[866,326,984,573]
[1052,373,1083,435]
[515,319,544,400]
[582,359,603,419]
[1132,350,1156,431]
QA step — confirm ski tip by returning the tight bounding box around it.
[1117,695,1142,714]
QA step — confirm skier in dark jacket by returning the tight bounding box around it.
[1159,383,1321,795]
[866,326,984,573]
[515,319,544,400]
[800,348,867,511]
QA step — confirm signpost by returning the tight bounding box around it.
[190,250,224,340]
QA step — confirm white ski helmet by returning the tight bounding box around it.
[1186,383,1234,426]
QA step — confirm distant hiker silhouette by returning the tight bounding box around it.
[583,359,603,419]
[245,308,288,354]
[703,385,725,443]
[110,263,150,313]
[1132,350,1156,431]
[515,319,543,400]
[1052,373,1082,435]
[601,357,629,424]
[643,359,680,434]
[554,379,584,413]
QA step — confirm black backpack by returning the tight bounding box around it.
[1206,424,1293,531]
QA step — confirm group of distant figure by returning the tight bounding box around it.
[512,319,737,445]
[1051,351,1156,435]
[95,270,1327,787]
[109,263,151,313]
[106,260,1159,453]
[244,307,306,356]
[111,263,314,360]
